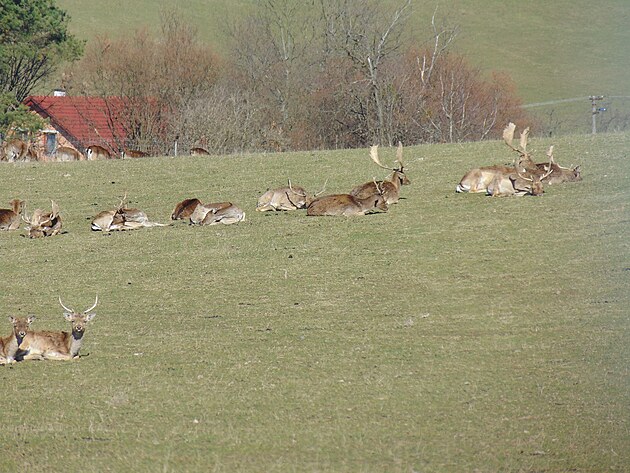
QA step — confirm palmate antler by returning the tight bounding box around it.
[370,142,406,172]
[503,122,530,158]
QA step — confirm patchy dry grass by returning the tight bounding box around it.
[0,132,628,472]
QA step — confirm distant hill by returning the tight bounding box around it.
[55,0,630,135]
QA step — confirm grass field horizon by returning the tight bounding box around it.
[1,131,628,471]
[52,0,630,135]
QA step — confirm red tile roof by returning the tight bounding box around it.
[24,96,127,150]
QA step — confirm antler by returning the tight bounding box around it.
[58,296,74,313]
[116,192,128,212]
[373,178,384,195]
[503,122,529,157]
[50,200,60,219]
[84,295,99,314]
[370,145,393,171]
[395,141,404,171]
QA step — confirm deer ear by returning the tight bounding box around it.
[27,315,36,323]
[84,312,96,322]
[63,312,74,321]
[8,316,16,323]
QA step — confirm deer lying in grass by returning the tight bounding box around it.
[22,200,62,238]
[92,195,168,231]
[18,297,98,361]
[171,198,202,220]
[190,201,245,225]
[0,199,25,230]
[0,316,34,364]
[307,180,389,216]
[457,122,545,194]
[486,144,555,197]
[256,180,322,212]
[350,142,410,204]
[535,147,582,185]
[56,146,84,161]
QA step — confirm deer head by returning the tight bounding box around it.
[59,296,98,338]
[22,200,62,238]
[370,142,410,186]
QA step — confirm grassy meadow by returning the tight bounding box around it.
[0,132,628,471]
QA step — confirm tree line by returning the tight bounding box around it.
[1,0,530,154]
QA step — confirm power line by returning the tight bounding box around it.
[522,95,630,108]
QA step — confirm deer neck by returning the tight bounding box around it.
[69,330,86,357]
[388,171,402,190]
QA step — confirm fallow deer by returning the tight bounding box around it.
[0,316,35,364]
[18,297,98,361]
[190,147,209,156]
[190,201,245,225]
[91,195,168,231]
[350,142,410,204]
[256,180,312,212]
[22,200,62,238]
[307,181,389,216]
[86,144,112,160]
[456,122,541,194]
[123,148,149,158]
[0,199,25,230]
[171,198,202,220]
[56,146,84,161]
[535,146,582,185]
[1,139,28,161]
[486,150,554,197]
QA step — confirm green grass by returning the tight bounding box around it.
[53,0,630,134]
[1,132,629,472]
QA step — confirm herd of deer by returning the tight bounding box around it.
[1,123,582,361]
[456,122,582,196]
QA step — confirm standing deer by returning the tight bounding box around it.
[86,145,112,160]
[350,142,410,204]
[22,200,62,238]
[18,297,98,361]
[0,199,25,230]
[0,316,35,364]
[307,180,389,216]
[171,198,202,220]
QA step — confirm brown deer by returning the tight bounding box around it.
[256,180,314,212]
[0,316,35,364]
[22,200,62,238]
[190,147,210,156]
[457,123,541,194]
[190,202,245,225]
[91,195,168,231]
[1,139,28,161]
[18,297,98,361]
[56,146,84,161]
[487,144,555,197]
[307,181,389,216]
[123,148,149,158]
[0,199,25,230]
[535,146,582,185]
[86,144,112,160]
[350,142,410,204]
[171,198,202,220]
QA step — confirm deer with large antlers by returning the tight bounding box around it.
[307,180,389,216]
[17,297,98,361]
[0,316,35,364]
[535,146,582,185]
[0,199,25,230]
[456,123,547,194]
[22,200,62,238]
[92,194,168,231]
[350,142,410,205]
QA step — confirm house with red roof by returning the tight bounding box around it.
[23,94,127,159]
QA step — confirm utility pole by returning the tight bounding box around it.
[589,95,605,134]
